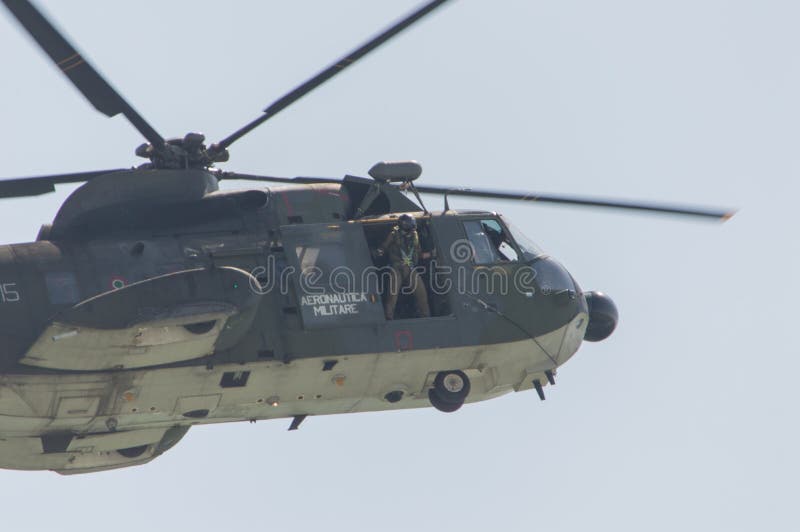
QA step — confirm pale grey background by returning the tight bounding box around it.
[0,1,796,530]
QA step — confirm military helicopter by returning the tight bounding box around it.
[0,0,733,474]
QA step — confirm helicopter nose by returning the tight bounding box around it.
[531,257,578,301]
[516,257,585,336]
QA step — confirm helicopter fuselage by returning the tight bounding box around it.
[0,169,591,473]
[0,0,726,476]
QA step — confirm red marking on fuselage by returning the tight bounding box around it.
[280,191,295,217]
[394,330,414,351]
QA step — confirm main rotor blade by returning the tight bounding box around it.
[216,172,734,221]
[0,169,126,198]
[1,0,165,149]
[414,184,736,221]
[210,0,452,154]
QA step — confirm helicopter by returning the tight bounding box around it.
[0,0,734,474]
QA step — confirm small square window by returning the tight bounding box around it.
[45,272,80,305]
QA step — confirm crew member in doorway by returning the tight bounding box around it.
[377,214,431,320]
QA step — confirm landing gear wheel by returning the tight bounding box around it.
[428,370,471,413]
[428,389,463,412]
[433,370,470,403]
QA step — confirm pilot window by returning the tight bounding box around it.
[462,219,519,264]
[501,216,544,261]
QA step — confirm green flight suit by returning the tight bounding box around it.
[379,226,430,320]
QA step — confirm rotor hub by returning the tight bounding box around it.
[135,132,229,170]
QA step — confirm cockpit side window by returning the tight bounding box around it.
[481,219,519,261]
[462,219,520,264]
[501,217,544,261]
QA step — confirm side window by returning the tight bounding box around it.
[463,219,519,264]
[294,241,347,286]
[45,272,81,305]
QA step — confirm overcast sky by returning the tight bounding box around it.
[0,1,797,531]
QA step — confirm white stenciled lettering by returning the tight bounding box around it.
[300,292,367,307]
[301,292,367,317]
[312,303,359,317]
[0,282,20,303]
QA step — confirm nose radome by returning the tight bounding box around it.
[582,291,618,342]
